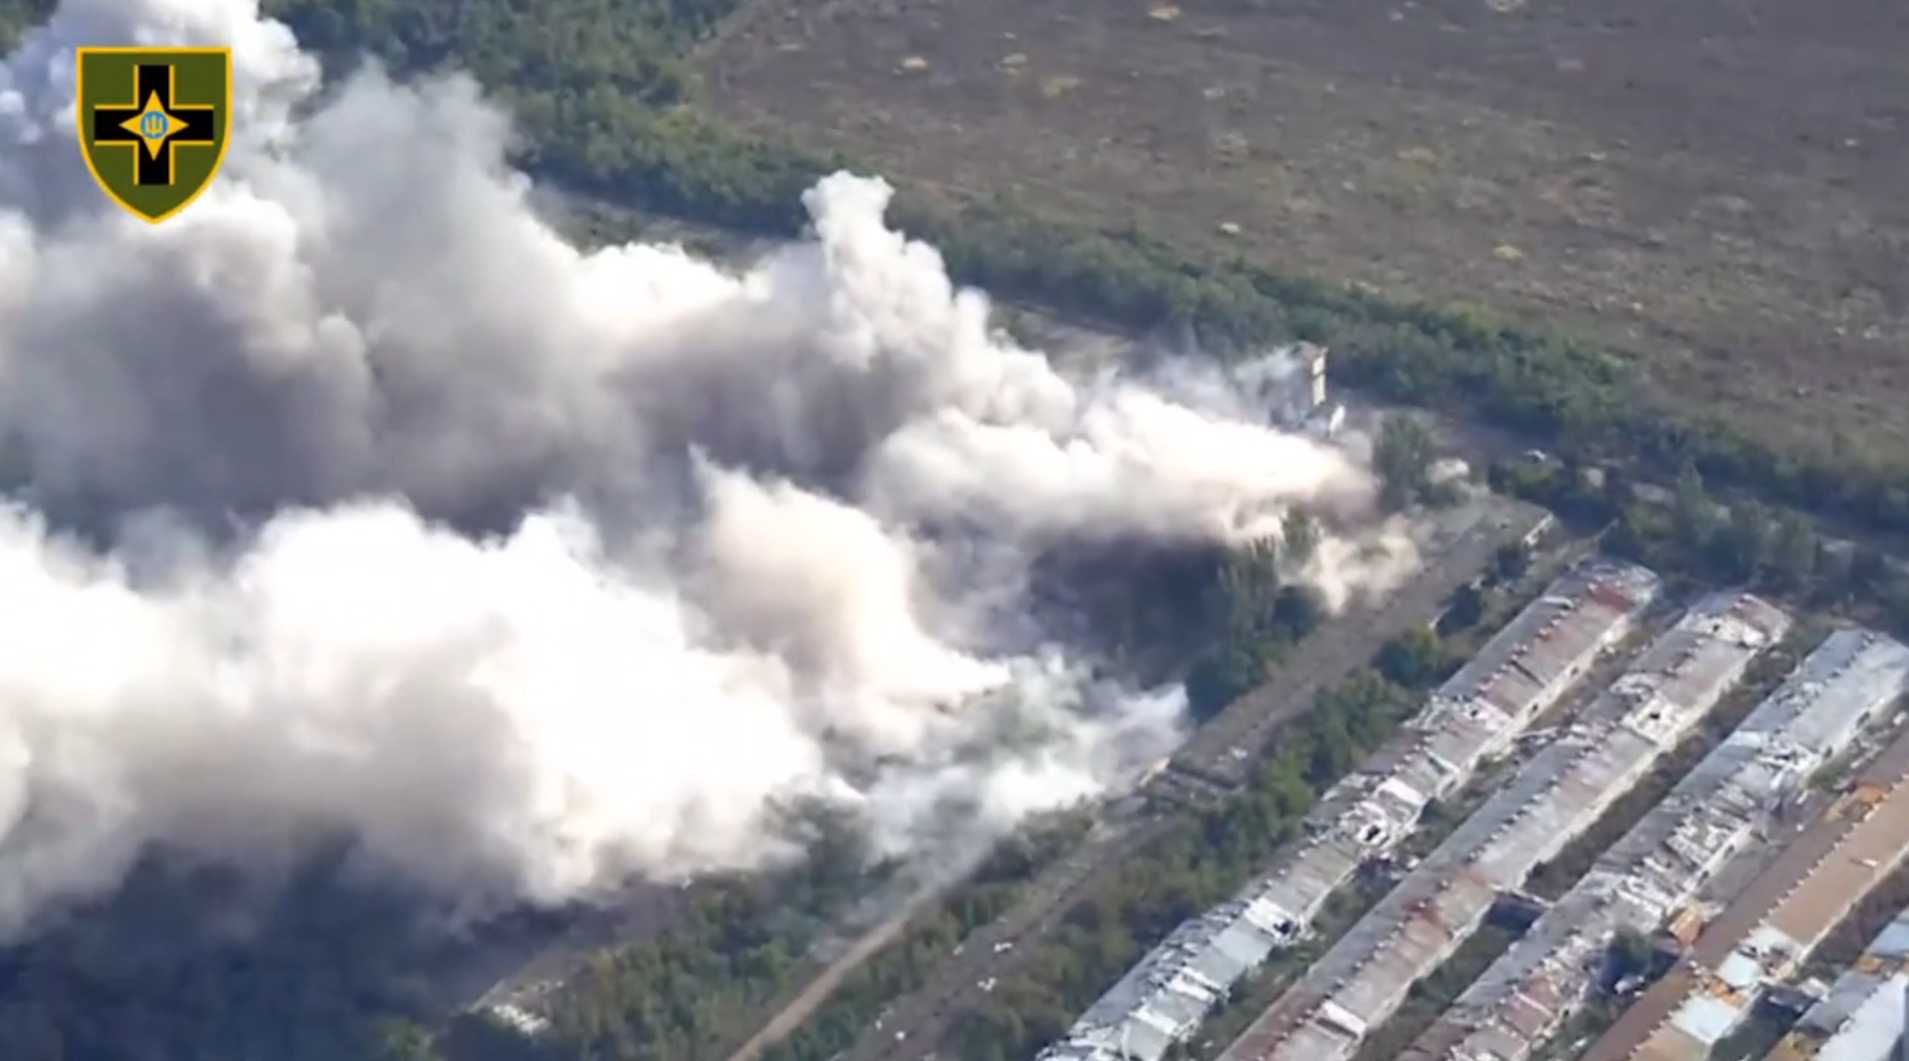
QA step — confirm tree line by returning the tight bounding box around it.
[1502,453,1909,634]
[242,0,1909,559]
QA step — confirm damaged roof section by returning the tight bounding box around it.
[1033,558,1662,1061]
[1215,590,1792,1061]
[1763,904,1909,1061]
[1582,722,1909,1061]
[1401,628,1909,1061]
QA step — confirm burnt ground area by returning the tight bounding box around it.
[700,0,1909,453]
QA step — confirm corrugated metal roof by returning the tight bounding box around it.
[1403,628,1909,1061]
[1029,558,1663,1061]
[1673,995,1745,1046]
[1215,590,1791,1061]
[1765,906,1909,1061]
[1584,728,1909,1061]
[1662,925,1805,1049]
[1814,978,1907,1061]
[1869,920,1909,962]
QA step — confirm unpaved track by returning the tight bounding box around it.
[722,884,938,1061]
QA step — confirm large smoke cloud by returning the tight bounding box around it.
[0,0,1406,936]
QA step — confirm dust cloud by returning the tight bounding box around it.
[0,0,1411,935]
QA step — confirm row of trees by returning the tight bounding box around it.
[0,845,485,1061]
[536,834,877,1061]
[1504,454,1909,636]
[238,0,1909,553]
[371,817,1089,1061]
[751,823,1090,1061]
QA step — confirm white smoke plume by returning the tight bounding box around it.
[0,0,1407,935]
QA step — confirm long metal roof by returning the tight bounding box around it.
[1401,628,1909,1061]
[1215,590,1791,1061]
[1168,498,1554,792]
[1032,557,1662,1061]
[1764,905,1909,1061]
[1581,722,1909,1061]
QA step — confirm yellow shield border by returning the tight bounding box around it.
[74,46,234,225]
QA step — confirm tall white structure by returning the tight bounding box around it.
[1242,341,1341,436]
[1297,341,1328,411]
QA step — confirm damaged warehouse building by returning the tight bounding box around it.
[1212,589,1792,1061]
[1031,557,1663,1061]
[1764,903,1909,1061]
[1401,627,1909,1061]
[1577,710,1909,1061]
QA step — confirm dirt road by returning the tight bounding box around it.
[722,883,939,1061]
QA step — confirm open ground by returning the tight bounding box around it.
[700,0,1909,455]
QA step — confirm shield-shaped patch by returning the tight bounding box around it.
[75,46,232,224]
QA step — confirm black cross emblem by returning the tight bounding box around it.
[90,63,217,187]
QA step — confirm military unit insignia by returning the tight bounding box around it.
[75,46,233,224]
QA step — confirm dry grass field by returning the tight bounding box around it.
[699,0,1909,453]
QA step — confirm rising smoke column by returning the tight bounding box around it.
[0,0,1405,936]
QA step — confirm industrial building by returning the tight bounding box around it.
[1215,590,1792,1061]
[1764,905,1909,1061]
[1029,557,1662,1061]
[1167,497,1554,794]
[1232,341,1341,436]
[1401,629,1909,1061]
[1579,717,1909,1061]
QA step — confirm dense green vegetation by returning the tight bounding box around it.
[0,827,890,1061]
[752,832,1076,1061]
[540,884,815,1059]
[1509,454,1909,633]
[0,846,507,1061]
[242,0,1909,553]
[529,825,889,1061]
